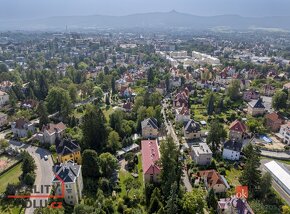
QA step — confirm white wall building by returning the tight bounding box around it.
[279,122,290,145]
[52,162,83,205]
[222,140,243,161]
[191,143,212,165]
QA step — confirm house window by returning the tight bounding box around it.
[150,175,154,182]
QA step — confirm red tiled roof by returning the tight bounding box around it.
[229,120,247,133]
[266,112,284,123]
[141,140,160,175]
[197,170,225,188]
[42,122,66,134]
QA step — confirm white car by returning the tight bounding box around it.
[44,155,48,161]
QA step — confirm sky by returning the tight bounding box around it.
[0,0,289,19]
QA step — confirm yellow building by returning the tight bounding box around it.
[56,139,82,165]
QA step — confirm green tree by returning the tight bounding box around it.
[93,86,104,102]
[282,205,290,214]
[207,93,215,115]
[148,188,163,214]
[23,172,35,186]
[123,176,140,196]
[0,62,8,73]
[82,105,107,152]
[21,151,36,175]
[0,139,9,152]
[227,79,241,101]
[74,204,95,214]
[240,144,261,197]
[272,90,287,110]
[99,153,119,178]
[259,172,272,201]
[68,84,78,103]
[206,120,227,153]
[107,131,121,154]
[165,182,179,214]
[181,189,205,214]
[206,188,217,210]
[81,149,100,178]
[37,101,49,128]
[46,87,72,119]
[159,138,182,199]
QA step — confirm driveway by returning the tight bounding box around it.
[260,158,290,206]
[9,141,54,214]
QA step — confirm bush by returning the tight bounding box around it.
[219,167,226,175]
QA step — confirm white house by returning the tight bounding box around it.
[11,118,36,138]
[279,122,290,145]
[191,143,212,165]
[0,91,9,106]
[52,161,83,205]
[222,140,243,161]
[36,122,66,144]
[0,112,8,127]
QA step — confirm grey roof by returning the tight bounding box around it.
[184,119,201,132]
[223,140,243,152]
[141,118,158,129]
[52,162,81,183]
[248,98,265,109]
[192,143,212,155]
[56,138,81,156]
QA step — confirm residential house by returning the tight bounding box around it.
[240,79,251,91]
[279,122,290,144]
[247,98,265,116]
[265,112,285,132]
[11,118,36,138]
[0,90,9,106]
[183,119,202,139]
[141,118,159,139]
[141,140,161,183]
[52,161,83,205]
[196,170,230,193]
[56,139,82,164]
[175,106,190,122]
[229,120,247,142]
[222,140,243,161]
[173,91,188,108]
[169,76,181,89]
[156,80,167,95]
[191,143,212,165]
[122,100,133,112]
[217,197,254,214]
[0,112,8,127]
[37,122,66,144]
[263,84,275,96]
[0,81,14,92]
[21,99,38,109]
[243,89,259,102]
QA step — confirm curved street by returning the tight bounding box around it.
[9,141,54,214]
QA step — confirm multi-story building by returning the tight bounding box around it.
[141,140,160,183]
[247,98,265,116]
[222,140,243,161]
[191,143,212,165]
[279,122,290,144]
[229,120,247,142]
[183,119,202,139]
[36,122,66,144]
[141,118,159,139]
[11,118,36,138]
[52,161,83,205]
[56,139,82,164]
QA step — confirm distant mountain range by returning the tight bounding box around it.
[0,10,290,31]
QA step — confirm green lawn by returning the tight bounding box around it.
[0,162,22,193]
[0,162,23,214]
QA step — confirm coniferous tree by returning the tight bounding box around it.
[37,101,49,128]
[207,93,214,115]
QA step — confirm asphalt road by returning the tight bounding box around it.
[9,141,54,214]
[260,158,290,206]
